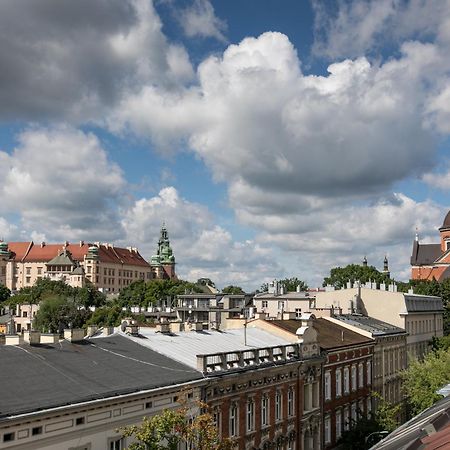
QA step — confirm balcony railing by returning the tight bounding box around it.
[196,344,301,374]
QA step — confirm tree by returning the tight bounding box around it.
[402,348,450,415]
[33,295,90,333]
[338,394,400,449]
[221,285,244,294]
[86,305,124,327]
[121,402,233,450]
[323,264,392,290]
[118,279,203,308]
[0,284,10,304]
[279,277,308,292]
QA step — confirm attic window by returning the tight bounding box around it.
[75,417,85,426]
[447,241,450,251]
[145,401,152,409]
[32,426,43,436]
[3,432,15,442]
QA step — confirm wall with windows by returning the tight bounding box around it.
[322,343,374,449]
[0,384,202,450]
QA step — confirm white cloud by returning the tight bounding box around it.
[120,186,282,289]
[178,0,227,42]
[311,0,450,59]
[0,126,126,240]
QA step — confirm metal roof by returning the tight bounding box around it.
[371,384,450,449]
[116,327,292,369]
[334,315,406,336]
[0,335,201,420]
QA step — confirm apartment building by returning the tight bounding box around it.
[324,315,407,410]
[0,333,203,450]
[123,316,324,450]
[248,314,375,448]
[315,284,444,360]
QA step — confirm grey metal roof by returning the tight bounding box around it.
[404,294,444,312]
[116,327,292,369]
[334,315,406,336]
[0,335,201,420]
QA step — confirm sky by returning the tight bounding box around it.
[1,0,450,291]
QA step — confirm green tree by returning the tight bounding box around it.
[0,284,11,304]
[118,279,203,308]
[222,285,245,294]
[121,402,233,450]
[86,305,124,327]
[402,348,450,415]
[279,277,308,292]
[338,394,400,449]
[33,295,90,333]
[323,264,393,289]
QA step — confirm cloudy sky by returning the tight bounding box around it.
[1,0,450,290]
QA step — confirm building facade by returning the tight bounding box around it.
[0,226,177,293]
[411,210,450,281]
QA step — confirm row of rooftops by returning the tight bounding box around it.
[0,311,385,420]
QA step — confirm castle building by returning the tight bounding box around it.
[0,225,177,293]
[411,210,450,281]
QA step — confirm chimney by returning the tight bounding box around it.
[41,241,45,248]
[296,284,301,292]
[79,240,84,247]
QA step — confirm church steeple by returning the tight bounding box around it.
[150,224,176,279]
[383,256,390,278]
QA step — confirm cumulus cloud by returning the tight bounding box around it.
[120,186,281,288]
[312,0,450,59]
[0,0,193,121]
[0,127,126,240]
[179,0,227,42]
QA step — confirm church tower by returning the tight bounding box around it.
[150,224,176,279]
[0,241,11,287]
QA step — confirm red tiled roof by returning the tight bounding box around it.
[7,242,150,267]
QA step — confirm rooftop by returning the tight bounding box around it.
[333,314,406,336]
[0,334,201,420]
[270,318,374,350]
[372,384,450,449]
[118,327,292,369]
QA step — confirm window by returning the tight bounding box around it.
[26,267,31,275]
[344,367,350,394]
[275,390,282,421]
[22,311,27,318]
[37,267,42,275]
[324,415,331,444]
[247,398,255,431]
[351,402,357,425]
[295,308,302,318]
[351,365,357,391]
[109,437,124,450]
[26,276,31,284]
[3,432,15,442]
[367,361,372,385]
[343,406,350,431]
[145,401,152,409]
[262,300,268,309]
[288,388,294,417]
[336,410,342,440]
[261,393,269,426]
[358,363,364,388]
[324,371,331,400]
[32,426,42,436]
[229,403,238,437]
[336,369,342,397]
[75,417,85,426]
[278,301,285,311]
[213,407,221,436]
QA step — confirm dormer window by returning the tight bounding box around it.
[446,240,450,251]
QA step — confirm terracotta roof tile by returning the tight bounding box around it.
[7,242,150,268]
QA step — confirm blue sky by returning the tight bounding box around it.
[1,0,450,290]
